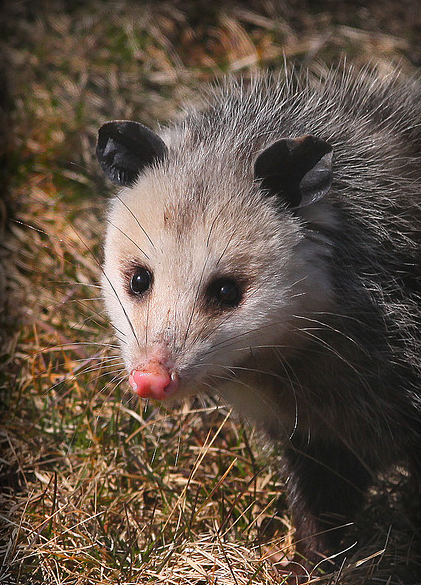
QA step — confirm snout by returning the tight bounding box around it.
[129,364,180,400]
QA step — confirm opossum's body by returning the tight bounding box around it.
[97,66,421,562]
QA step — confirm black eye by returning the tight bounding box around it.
[130,266,152,296]
[206,277,242,309]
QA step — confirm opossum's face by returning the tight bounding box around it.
[97,121,333,402]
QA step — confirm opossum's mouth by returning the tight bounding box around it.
[129,367,180,401]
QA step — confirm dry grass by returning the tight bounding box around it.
[1,1,420,583]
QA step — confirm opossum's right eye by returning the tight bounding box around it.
[206,277,242,309]
[129,267,152,296]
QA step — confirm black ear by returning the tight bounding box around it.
[254,135,333,208]
[96,121,168,186]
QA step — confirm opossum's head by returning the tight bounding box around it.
[97,121,334,401]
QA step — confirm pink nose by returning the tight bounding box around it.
[129,366,179,400]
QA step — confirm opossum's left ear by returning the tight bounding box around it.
[254,135,333,208]
[96,121,168,186]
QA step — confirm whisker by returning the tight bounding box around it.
[45,280,103,289]
[114,193,156,250]
[292,314,371,357]
[200,318,286,356]
[183,256,210,347]
[32,341,122,355]
[69,222,142,353]
[106,218,150,260]
[77,361,126,377]
[12,219,103,278]
[14,218,140,353]
[294,328,369,383]
[215,233,235,267]
[205,193,241,248]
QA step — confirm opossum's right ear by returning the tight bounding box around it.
[254,135,333,208]
[96,121,168,186]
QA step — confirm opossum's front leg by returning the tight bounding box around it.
[283,434,372,565]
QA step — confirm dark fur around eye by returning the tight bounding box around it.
[206,277,243,309]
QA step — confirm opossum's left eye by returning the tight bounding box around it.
[130,266,152,296]
[206,278,242,309]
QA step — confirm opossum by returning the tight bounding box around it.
[96,65,421,563]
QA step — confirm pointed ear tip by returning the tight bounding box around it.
[97,120,131,135]
[97,121,116,144]
[254,134,334,208]
[98,120,114,130]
